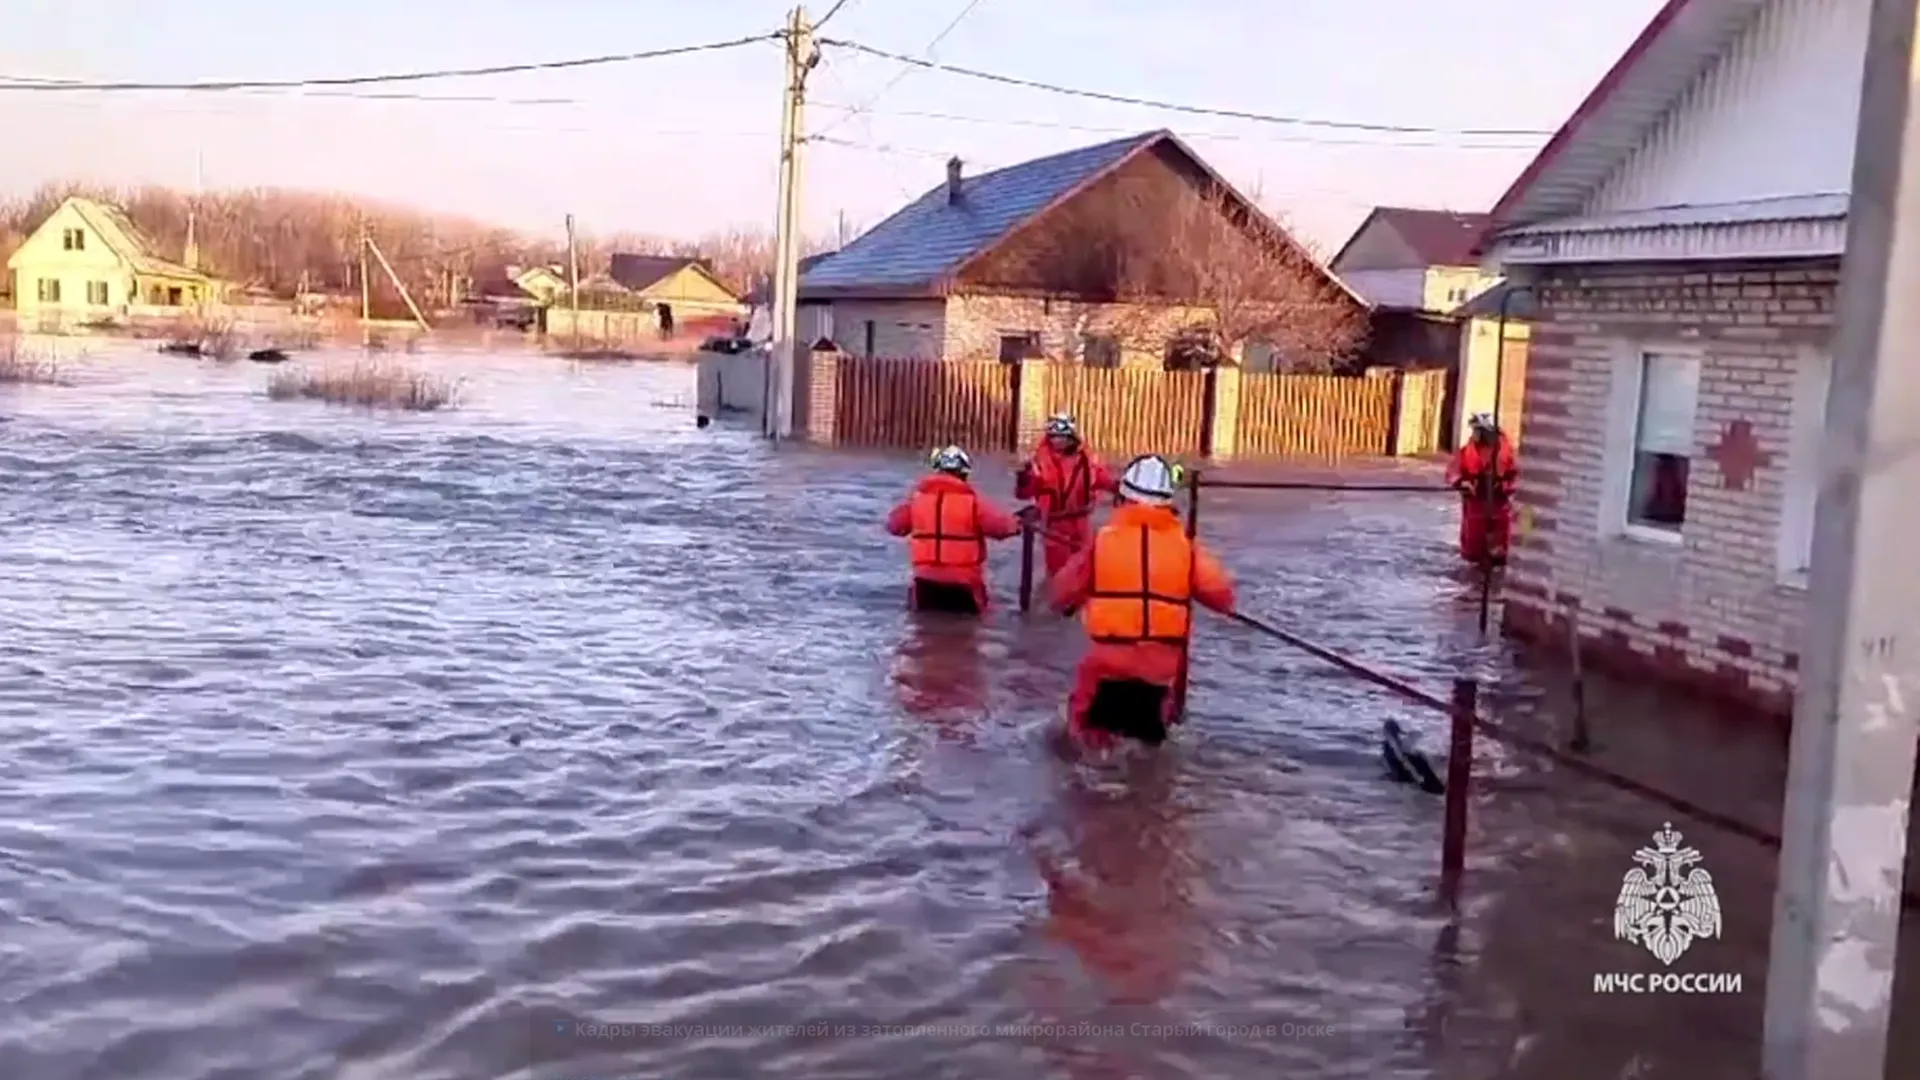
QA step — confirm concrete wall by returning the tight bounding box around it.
[696,349,769,420]
[1501,261,1837,720]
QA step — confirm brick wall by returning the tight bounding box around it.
[943,294,1209,366]
[1504,260,1838,722]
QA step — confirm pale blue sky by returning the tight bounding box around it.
[0,0,1664,253]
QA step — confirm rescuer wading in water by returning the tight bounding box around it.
[1016,413,1117,579]
[885,445,1022,615]
[1444,413,1518,566]
[1047,455,1236,748]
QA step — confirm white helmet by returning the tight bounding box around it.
[1469,412,1497,434]
[1119,454,1181,505]
[1045,413,1078,439]
[928,444,972,476]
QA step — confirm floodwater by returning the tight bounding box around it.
[0,345,1911,1080]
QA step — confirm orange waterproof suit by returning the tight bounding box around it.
[1047,502,1236,746]
[1445,433,1518,565]
[886,472,1022,612]
[1016,441,1117,576]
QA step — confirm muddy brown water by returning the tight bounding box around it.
[3,347,1916,1079]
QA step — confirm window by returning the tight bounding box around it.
[150,284,166,305]
[998,332,1039,364]
[36,278,61,303]
[1080,334,1120,368]
[1621,350,1700,538]
[862,319,876,358]
[61,228,84,251]
[86,280,109,306]
[1777,351,1832,585]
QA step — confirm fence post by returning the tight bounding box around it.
[805,347,840,444]
[1203,363,1243,461]
[1007,359,1025,453]
[1014,359,1049,451]
[1383,371,1407,455]
[1439,677,1477,909]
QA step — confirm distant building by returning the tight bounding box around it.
[1480,0,1856,720]
[5,195,225,328]
[796,129,1366,368]
[605,254,746,321]
[1330,206,1526,446]
[510,265,568,305]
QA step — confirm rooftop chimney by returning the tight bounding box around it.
[945,157,963,205]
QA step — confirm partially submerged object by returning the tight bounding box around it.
[1382,719,1445,794]
[158,341,202,357]
[248,347,290,364]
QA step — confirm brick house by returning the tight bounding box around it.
[796,130,1367,369]
[1481,0,1860,719]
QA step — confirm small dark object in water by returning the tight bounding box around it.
[696,414,711,429]
[1085,678,1169,746]
[1382,719,1444,794]
[508,732,523,747]
[248,347,289,364]
[158,342,202,357]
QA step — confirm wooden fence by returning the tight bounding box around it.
[832,357,1016,450]
[1235,373,1398,457]
[1044,366,1209,458]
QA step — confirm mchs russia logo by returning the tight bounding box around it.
[1592,823,1743,994]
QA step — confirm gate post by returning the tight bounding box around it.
[1203,364,1243,461]
[1014,358,1049,450]
[1439,677,1478,908]
[806,346,840,444]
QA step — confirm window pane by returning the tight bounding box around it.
[1635,353,1700,455]
[1627,451,1689,529]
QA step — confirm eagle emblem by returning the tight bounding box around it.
[1614,822,1722,965]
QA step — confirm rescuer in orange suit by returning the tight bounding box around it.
[1445,413,1519,565]
[1016,413,1118,577]
[1047,455,1236,748]
[886,445,1022,615]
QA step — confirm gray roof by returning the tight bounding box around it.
[798,131,1163,297]
[1454,279,1538,320]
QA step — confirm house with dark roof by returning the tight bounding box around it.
[1332,206,1525,446]
[1478,0,1855,720]
[604,253,745,319]
[797,130,1366,369]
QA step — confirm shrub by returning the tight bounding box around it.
[265,361,459,411]
[0,335,60,385]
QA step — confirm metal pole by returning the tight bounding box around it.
[358,229,371,349]
[1018,521,1035,612]
[1439,677,1477,908]
[565,213,580,352]
[1762,0,1920,1074]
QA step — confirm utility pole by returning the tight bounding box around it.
[565,213,581,352]
[358,227,371,349]
[1762,0,1920,1076]
[766,5,819,439]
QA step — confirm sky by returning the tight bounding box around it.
[0,0,1669,255]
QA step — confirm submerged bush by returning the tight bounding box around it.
[0,335,60,385]
[265,361,460,411]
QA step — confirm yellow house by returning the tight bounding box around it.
[606,254,745,319]
[511,264,568,304]
[5,196,223,327]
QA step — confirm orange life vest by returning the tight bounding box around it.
[908,488,985,569]
[1083,521,1194,644]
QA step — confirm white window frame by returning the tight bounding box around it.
[1775,347,1830,589]
[1599,342,1704,547]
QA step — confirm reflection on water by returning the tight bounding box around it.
[2,346,1898,1079]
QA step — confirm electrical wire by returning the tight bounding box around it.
[814,0,857,30]
[812,102,1545,150]
[814,0,988,139]
[0,34,778,93]
[816,37,1557,137]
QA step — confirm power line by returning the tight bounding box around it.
[814,0,857,30]
[0,34,777,93]
[815,0,988,139]
[815,37,1557,137]
[812,102,1545,150]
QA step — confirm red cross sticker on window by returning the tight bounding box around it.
[1705,419,1773,492]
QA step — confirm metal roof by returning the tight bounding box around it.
[1486,0,1770,234]
[1502,192,1848,236]
[798,131,1164,297]
[1330,207,1492,270]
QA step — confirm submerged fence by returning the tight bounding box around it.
[808,354,1449,460]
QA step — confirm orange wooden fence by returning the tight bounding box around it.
[832,357,1015,451]
[1234,372,1398,457]
[1044,366,1209,458]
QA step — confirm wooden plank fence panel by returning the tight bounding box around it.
[1234,373,1397,458]
[833,357,1015,451]
[1044,366,1207,458]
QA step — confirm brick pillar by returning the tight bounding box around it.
[806,349,839,443]
[1205,364,1243,461]
[1014,359,1049,451]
